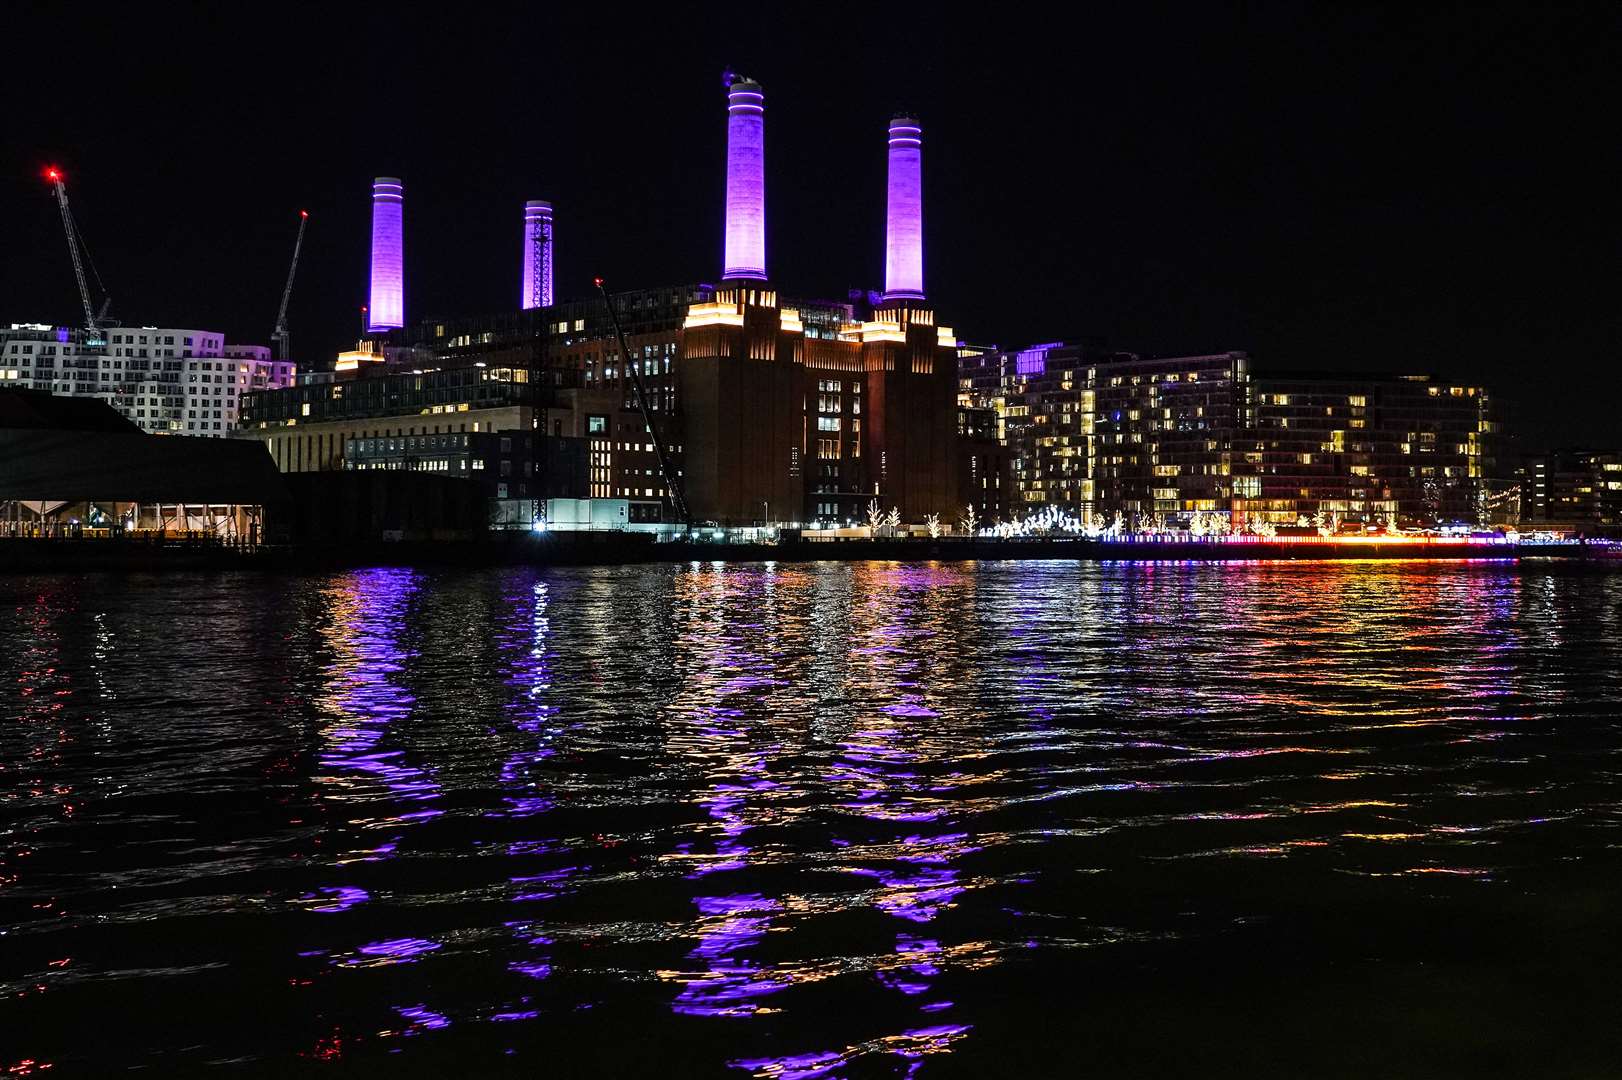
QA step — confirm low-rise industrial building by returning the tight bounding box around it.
[0,387,285,539]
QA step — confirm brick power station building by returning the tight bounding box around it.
[236,80,962,530]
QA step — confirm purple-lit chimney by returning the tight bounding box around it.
[368,177,404,331]
[884,116,924,301]
[723,75,766,281]
[522,200,554,310]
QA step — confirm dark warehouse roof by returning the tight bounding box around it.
[0,387,141,433]
[0,389,287,504]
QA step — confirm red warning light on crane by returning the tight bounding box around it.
[300,210,309,219]
[44,166,62,183]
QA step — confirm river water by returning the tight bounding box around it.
[3,561,1621,1076]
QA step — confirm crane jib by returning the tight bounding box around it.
[597,282,690,529]
[51,180,99,333]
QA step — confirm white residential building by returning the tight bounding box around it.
[0,324,295,436]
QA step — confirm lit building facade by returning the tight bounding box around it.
[0,323,293,436]
[958,406,1011,524]
[240,290,960,528]
[1521,450,1622,533]
[679,287,958,526]
[1087,352,1252,519]
[963,342,1506,527]
[1238,374,1500,526]
[237,363,550,474]
[345,429,588,507]
[958,340,1125,519]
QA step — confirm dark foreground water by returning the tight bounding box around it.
[3,561,1622,1077]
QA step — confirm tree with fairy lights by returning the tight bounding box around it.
[960,503,980,536]
[866,498,884,536]
[925,513,942,539]
[884,507,901,535]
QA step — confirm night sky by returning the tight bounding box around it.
[5,5,1617,448]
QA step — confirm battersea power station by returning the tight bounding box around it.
[235,76,973,531]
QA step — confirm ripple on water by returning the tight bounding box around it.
[2,561,1621,1075]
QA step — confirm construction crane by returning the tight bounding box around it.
[596,277,690,529]
[271,210,309,362]
[44,166,108,338]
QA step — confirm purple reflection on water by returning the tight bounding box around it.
[877,934,947,1001]
[485,576,584,1006]
[512,864,582,902]
[490,580,562,820]
[317,569,442,817]
[851,864,966,924]
[490,1009,540,1022]
[690,764,781,879]
[673,892,789,1017]
[509,960,552,980]
[310,571,447,986]
[731,1022,973,1078]
[667,575,797,1019]
[820,573,977,1068]
[732,1049,846,1080]
[899,1024,971,1051]
[674,824,779,1009]
[303,885,369,913]
[343,937,440,967]
[393,1004,449,1032]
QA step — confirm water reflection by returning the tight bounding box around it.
[306,569,445,992]
[2,561,1621,1076]
[491,575,578,1006]
[839,567,976,1069]
[313,568,442,829]
[666,565,794,1019]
